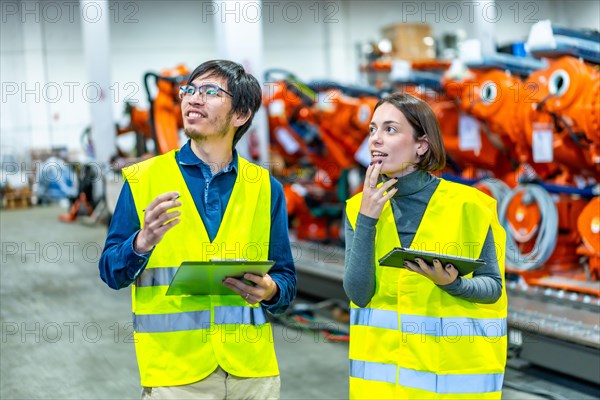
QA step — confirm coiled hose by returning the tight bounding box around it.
[477,178,511,211]
[498,184,559,270]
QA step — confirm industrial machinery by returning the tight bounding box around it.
[115,103,152,157]
[452,24,599,382]
[61,65,189,224]
[443,66,544,184]
[390,68,515,184]
[435,42,598,293]
[439,56,589,285]
[122,64,189,156]
[500,24,599,290]
[263,70,379,242]
[578,197,600,280]
[497,24,600,382]
[263,72,343,242]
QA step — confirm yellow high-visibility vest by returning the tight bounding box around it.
[346,179,507,399]
[123,150,278,387]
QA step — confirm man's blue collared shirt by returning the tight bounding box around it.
[99,141,296,314]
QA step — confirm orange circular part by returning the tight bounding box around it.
[506,192,542,243]
[577,198,600,253]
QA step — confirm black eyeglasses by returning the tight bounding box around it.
[178,84,233,100]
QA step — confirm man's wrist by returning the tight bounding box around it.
[264,281,278,302]
[133,232,153,254]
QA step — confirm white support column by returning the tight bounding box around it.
[21,0,52,151]
[322,1,351,82]
[80,0,114,164]
[469,0,497,56]
[211,0,268,165]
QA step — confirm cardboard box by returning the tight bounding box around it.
[382,23,435,61]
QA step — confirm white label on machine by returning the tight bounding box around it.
[355,136,372,167]
[390,60,411,80]
[317,92,335,112]
[268,99,285,117]
[532,127,554,163]
[459,113,481,153]
[357,104,371,124]
[275,127,300,154]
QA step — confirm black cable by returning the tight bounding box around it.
[555,114,588,148]
[535,92,587,148]
[536,93,554,113]
[269,299,350,339]
[281,298,349,317]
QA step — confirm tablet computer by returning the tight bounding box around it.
[378,247,485,276]
[165,260,275,296]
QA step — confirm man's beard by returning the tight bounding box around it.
[183,127,207,142]
[184,127,231,143]
[183,112,234,142]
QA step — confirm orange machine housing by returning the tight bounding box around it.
[314,88,378,176]
[264,78,379,242]
[151,64,188,155]
[264,81,336,180]
[501,57,599,294]
[435,93,513,182]
[115,65,188,157]
[577,197,600,280]
[524,56,599,178]
[443,69,563,184]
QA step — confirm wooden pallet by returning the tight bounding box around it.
[2,188,32,209]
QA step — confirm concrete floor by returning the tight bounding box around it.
[1,206,598,400]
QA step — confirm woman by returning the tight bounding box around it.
[344,93,507,399]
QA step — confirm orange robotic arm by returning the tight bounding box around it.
[143,64,189,155]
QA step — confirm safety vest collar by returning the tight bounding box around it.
[125,152,271,267]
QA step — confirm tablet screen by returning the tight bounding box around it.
[378,248,485,276]
[165,260,275,296]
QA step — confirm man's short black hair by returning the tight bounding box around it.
[187,60,262,147]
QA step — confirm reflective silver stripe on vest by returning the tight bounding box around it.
[134,310,211,333]
[350,360,504,393]
[399,367,504,394]
[401,315,507,337]
[136,267,178,287]
[134,306,268,333]
[214,306,268,325]
[350,308,398,330]
[350,308,506,337]
[350,359,396,384]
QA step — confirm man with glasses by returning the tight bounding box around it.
[100,60,296,399]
